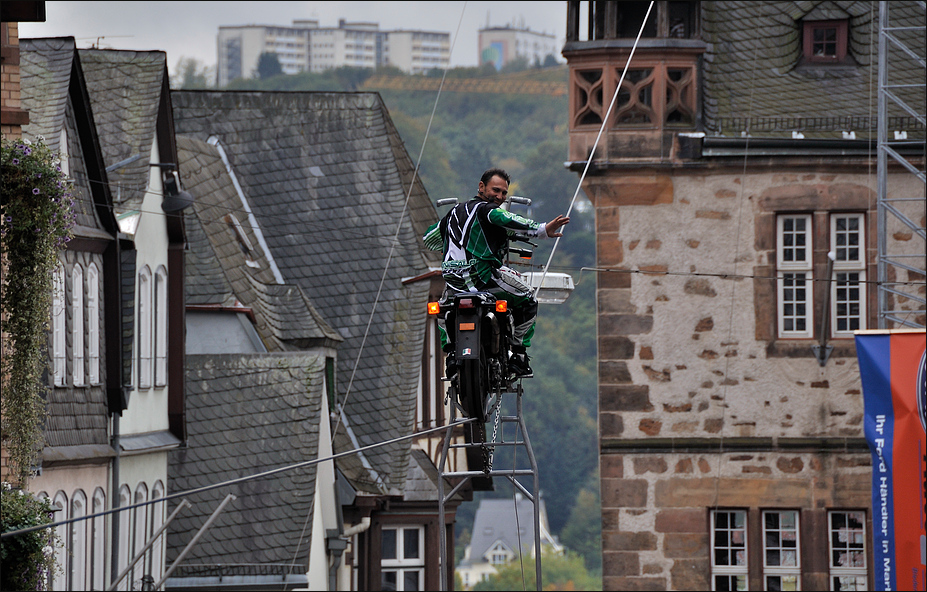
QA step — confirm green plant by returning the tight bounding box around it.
[1,137,75,484]
[0,481,60,591]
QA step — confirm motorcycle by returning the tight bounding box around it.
[427,197,536,476]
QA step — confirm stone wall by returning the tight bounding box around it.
[590,167,922,589]
[600,450,871,591]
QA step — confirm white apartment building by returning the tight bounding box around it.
[217,24,311,86]
[388,30,451,74]
[478,26,560,70]
[217,19,450,86]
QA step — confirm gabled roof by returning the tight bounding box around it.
[19,38,71,147]
[168,353,325,567]
[19,37,115,450]
[701,1,925,136]
[20,37,116,238]
[465,496,560,564]
[178,134,342,349]
[77,48,167,209]
[172,90,440,495]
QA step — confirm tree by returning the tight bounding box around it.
[255,52,283,80]
[172,57,211,89]
[500,55,532,74]
[471,549,601,591]
[543,54,561,68]
[559,472,603,574]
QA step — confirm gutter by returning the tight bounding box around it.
[700,136,892,157]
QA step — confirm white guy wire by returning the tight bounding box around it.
[533,1,656,300]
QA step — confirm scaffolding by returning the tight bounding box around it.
[436,382,543,592]
[876,1,926,329]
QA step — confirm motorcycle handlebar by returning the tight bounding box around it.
[436,196,533,207]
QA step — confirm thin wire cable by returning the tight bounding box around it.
[578,265,923,288]
[0,419,475,541]
[712,9,763,511]
[331,1,467,441]
[532,1,655,301]
[300,3,468,583]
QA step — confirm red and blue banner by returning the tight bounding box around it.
[857,330,926,591]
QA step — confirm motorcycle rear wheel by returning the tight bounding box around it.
[457,353,489,473]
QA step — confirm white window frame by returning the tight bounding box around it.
[72,264,85,386]
[71,489,88,591]
[117,485,132,591]
[828,510,868,591]
[87,262,101,384]
[91,488,107,591]
[53,490,69,591]
[150,481,166,582]
[381,525,425,591]
[487,540,513,565]
[830,214,866,336]
[154,266,168,386]
[133,483,149,585]
[710,509,748,591]
[138,266,152,388]
[762,510,801,591]
[777,215,814,338]
[52,264,66,386]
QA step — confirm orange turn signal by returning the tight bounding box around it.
[427,302,440,315]
[495,300,508,313]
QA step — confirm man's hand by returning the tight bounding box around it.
[545,214,570,238]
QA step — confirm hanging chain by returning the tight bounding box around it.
[485,390,504,472]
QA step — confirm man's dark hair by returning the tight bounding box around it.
[481,167,511,186]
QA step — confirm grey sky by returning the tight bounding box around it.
[20,1,568,71]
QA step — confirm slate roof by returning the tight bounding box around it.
[77,48,167,208]
[701,1,925,137]
[463,496,558,565]
[403,449,464,503]
[177,134,342,349]
[19,38,111,451]
[20,38,107,232]
[167,353,325,566]
[172,90,440,495]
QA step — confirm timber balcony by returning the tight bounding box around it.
[563,42,706,166]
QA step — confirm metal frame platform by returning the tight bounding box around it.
[436,382,542,591]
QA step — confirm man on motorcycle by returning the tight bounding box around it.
[423,167,570,378]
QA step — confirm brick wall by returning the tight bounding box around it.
[1,21,27,139]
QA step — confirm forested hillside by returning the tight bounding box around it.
[200,63,603,578]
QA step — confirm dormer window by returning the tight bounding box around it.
[803,19,848,62]
[225,214,260,268]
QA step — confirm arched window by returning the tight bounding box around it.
[117,485,131,590]
[133,483,149,585]
[87,262,101,384]
[150,481,166,582]
[52,264,66,386]
[91,488,107,591]
[72,264,85,386]
[52,490,69,591]
[70,490,88,591]
[138,266,152,388]
[154,266,168,386]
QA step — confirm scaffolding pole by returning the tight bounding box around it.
[437,382,542,591]
[877,1,926,329]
